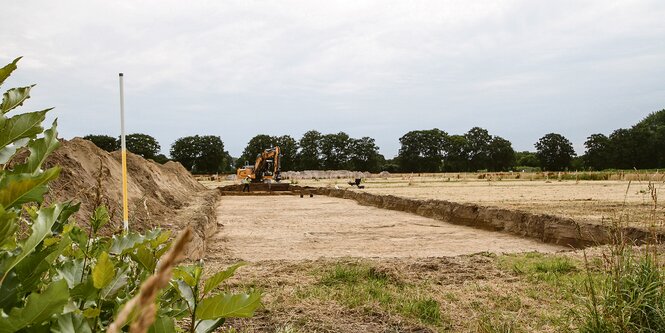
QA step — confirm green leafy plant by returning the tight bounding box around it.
[171,261,262,332]
[0,57,261,332]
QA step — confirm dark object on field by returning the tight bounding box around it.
[348,178,365,189]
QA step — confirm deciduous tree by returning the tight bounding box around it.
[583,134,611,170]
[297,130,322,170]
[125,133,160,160]
[236,134,274,168]
[515,151,540,168]
[397,129,447,172]
[535,133,576,171]
[83,134,119,152]
[319,132,352,170]
[443,135,468,172]
[170,135,228,173]
[464,127,492,171]
[349,136,383,172]
[488,136,515,171]
[273,135,298,171]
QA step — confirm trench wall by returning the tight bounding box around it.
[291,186,661,248]
[168,190,221,260]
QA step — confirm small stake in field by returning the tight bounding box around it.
[119,73,129,232]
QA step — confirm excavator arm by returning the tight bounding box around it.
[237,146,281,183]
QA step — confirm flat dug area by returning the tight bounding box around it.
[216,195,564,261]
[202,177,663,332]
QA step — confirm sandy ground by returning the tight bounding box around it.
[287,178,665,228]
[202,176,664,227]
[213,195,565,261]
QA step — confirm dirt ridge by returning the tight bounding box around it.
[42,138,219,258]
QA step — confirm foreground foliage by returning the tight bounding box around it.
[580,247,665,333]
[0,57,260,332]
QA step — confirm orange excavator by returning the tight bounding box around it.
[236,146,282,183]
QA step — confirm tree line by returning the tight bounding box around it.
[235,131,385,172]
[82,134,234,174]
[583,110,665,170]
[83,109,664,173]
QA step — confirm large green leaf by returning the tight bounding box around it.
[70,277,98,302]
[0,205,18,248]
[131,245,156,272]
[53,313,92,333]
[0,279,69,333]
[0,204,62,283]
[100,266,128,300]
[92,251,115,289]
[195,291,262,320]
[194,318,225,333]
[0,137,29,165]
[175,280,195,310]
[148,316,176,333]
[0,57,20,88]
[14,244,59,293]
[0,167,60,209]
[1,85,33,114]
[14,120,60,174]
[67,225,87,250]
[53,201,80,234]
[0,109,49,148]
[109,232,146,254]
[150,229,171,248]
[203,262,246,296]
[0,271,19,312]
[56,258,84,288]
[173,264,202,287]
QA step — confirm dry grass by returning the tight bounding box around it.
[216,253,591,332]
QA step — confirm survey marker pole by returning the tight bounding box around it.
[119,73,129,232]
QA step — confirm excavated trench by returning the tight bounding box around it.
[299,187,665,248]
[217,185,663,248]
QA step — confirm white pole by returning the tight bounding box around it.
[119,73,129,232]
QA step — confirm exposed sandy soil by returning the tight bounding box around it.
[196,175,664,332]
[212,195,565,262]
[285,177,665,228]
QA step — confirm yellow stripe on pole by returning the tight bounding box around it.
[119,73,129,232]
[121,149,129,227]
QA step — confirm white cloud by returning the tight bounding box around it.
[1,0,664,157]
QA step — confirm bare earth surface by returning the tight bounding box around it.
[214,195,565,261]
[198,175,663,332]
[287,177,665,228]
[201,176,664,228]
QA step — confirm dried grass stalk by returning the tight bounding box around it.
[107,227,194,333]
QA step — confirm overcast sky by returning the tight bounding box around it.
[2,1,664,158]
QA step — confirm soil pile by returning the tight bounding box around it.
[43,138,207,233]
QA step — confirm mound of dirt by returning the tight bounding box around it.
[43,137,207,234]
